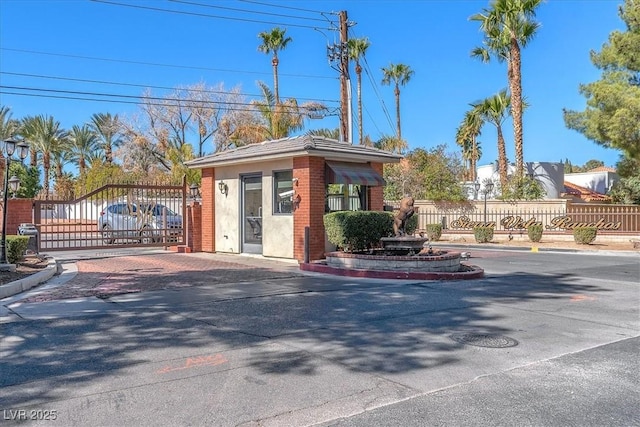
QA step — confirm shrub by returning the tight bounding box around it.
[573,226,597,245]
[527,224,543,243]
[324,211,393,252]
[6,235,29,264]
[405,214,419,236]
[473,226,494,243]
[424,223,442,241]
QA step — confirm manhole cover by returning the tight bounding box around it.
[451,333,519,348]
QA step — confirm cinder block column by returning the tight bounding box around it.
[293,156,326,262]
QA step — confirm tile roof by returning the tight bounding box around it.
[588,166,617,173]
[563,181,612,202]
[186,135,402,168]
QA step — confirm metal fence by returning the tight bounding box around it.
[404,203,640,234]
[33,181,187,251]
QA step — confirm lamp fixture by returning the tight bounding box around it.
[218,180,228,195]
[485,181,495,193]
[8,175,20,195]
[474,181,481,193]
[189,183,200,199]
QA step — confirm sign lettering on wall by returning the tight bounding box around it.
[449,215,621,231]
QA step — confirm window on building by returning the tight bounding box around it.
[274,170,293,214]
[325,184,368,212]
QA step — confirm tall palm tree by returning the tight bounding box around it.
[470,0,541,178]
[20,115,67,199]
[456,108,484,181]
[381,63,414,140]
[472,89,511,189]
[68,124,99,176]
[348,37,371,145]
[257,27,292,105]
[90,112,122,165]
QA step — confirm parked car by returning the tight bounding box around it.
[18,223,38,235]
[98,202,183,244]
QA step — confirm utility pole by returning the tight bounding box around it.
[339,10,350,144]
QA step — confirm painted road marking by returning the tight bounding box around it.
[157,354,228,374]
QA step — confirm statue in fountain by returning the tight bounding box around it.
[393,196,415,237]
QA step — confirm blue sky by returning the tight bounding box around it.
[0,0,626,170]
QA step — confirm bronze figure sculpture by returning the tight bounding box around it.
[393,196,415,236]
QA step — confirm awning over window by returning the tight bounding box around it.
[325,161,386,186]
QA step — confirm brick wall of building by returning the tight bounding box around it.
[200,168,216,252]
[369,162,384,211]
[293,156,326,262]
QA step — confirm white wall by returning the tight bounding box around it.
[565,171,619,194]
[215,159,294,259]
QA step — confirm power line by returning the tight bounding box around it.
[169,0,328,23]
[0,71,339,104]
[1,48,335,80]
[0,86,340,116]
[90,0,333,30]
[236,0,331,15]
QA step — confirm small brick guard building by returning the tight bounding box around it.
[186,135,401,262]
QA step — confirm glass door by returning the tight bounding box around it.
[242,175,262,254]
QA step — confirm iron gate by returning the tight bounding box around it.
[33,181,187,251]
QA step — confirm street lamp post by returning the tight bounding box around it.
[482,182,494,224]
[1,138,29,266]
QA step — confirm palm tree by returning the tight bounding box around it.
[20,115,67,199]
[257,27,292,105]
[90,113,122,165]
[0,106,20,147]
[456,108,484,181]
[68,124,99,176]
[472,89,511,189]
[470,0,541,178]
[374,135,408,155]
[381,63,414,140]
[233,81,326,144]
[348,37,371,145]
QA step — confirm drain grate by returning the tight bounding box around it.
[451,333,519,348]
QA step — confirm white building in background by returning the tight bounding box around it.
[472,163,618,201]
[474,161,565,200]
[564,166,619,195]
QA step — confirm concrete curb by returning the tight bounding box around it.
[0,258,59,299]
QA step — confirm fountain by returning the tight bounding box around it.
[302,197,484,280]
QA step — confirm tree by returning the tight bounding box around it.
[0,106,20,151]
[383,145,467,201]
[381,63,414,140]
[233,81,326,143]
[563,0,640,168]
[348,37,371,145]
[374,135,408,155]
[20,115,67,199]
[9,162,41,199]
[456,108,484,181]
[471,0,542,178]
[68,124,99,176]
[472,89,512,189]
[257,27,292,105]
[90,113,122,165]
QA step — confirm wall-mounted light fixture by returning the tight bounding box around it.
[292,177,299,186]
[218,180,228,196]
